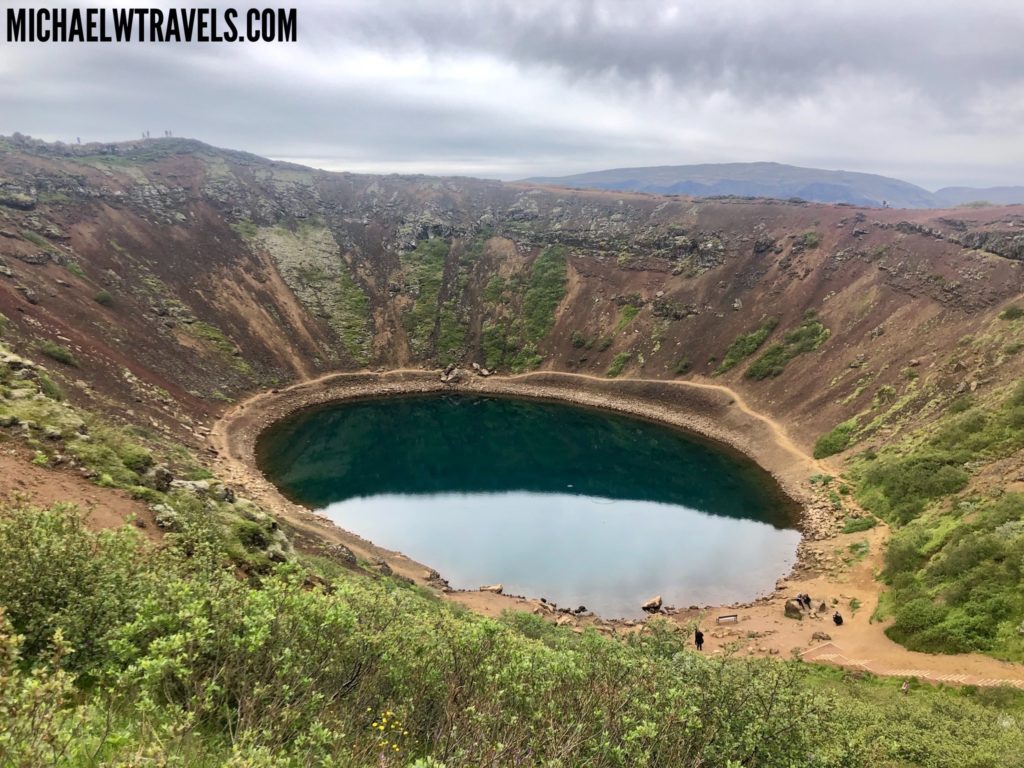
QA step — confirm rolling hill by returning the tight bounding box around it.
[525,161,1024,209]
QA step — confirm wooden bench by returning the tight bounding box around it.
[716,614,738,624]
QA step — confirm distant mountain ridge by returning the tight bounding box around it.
[524,162,1024,209]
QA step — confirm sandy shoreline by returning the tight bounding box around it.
[209,368,1024,688]
[211,368,829,609]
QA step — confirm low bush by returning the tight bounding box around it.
[39,341,77,366]
[715,317,778,374]
[814,418,858,458]
[606,352,631,378]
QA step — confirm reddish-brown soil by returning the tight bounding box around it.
[0,446,158,539]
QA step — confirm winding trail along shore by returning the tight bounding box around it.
[211,369,1024,689]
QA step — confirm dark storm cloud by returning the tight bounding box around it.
[2,0,1023,185]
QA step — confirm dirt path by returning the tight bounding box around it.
[211,368,1024,689]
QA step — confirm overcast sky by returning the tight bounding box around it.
[2,0,1024,188]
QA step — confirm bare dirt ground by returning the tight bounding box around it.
[212,370,1024,689]
[0,445,159,539]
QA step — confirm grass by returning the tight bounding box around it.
[845,380,1024,659]
[715,316,779,374]
[39,341,77,366]
[814,417,859,458]
[522,246,568,343]
[745,314,830,380]
[93,289,113,306]
[613,304,640,333]
[65,262,86,279]
[20,230,48,248]
[481,246,567,372]
[401,238,450,357]
[842,515,878,534]
[800,231,820,249]
[999,305,1024,321]
[606,351,631,378]
[188,321,252,375]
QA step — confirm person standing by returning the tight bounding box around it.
[695,628,705,651]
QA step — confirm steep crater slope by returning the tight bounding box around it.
[1,136,1022,445]
[4,136,1024,658]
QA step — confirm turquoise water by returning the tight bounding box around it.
[257,394,800,617]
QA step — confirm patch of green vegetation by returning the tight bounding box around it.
[20,230,48,248]
[800,231,821,249]
[333,267,373,365]
[483,274,506,304]
[606,351,632,378]
[401,238,450,357]
[187,321,253,375]
[881,492,1024,659]
[64,262,86,279]
[436,305,467,366]
[716,316,779,374]
[522,245,568,342]
[93,289,113,306]
[481,246,567,372]
[613,304,640,333]
[0,499,1022,766]
[36,372,63,401]
[39,341,77,366]
[842,515,878,534]
[745,313,830,380]
[674,356,692,375]
[846,540,870,562]
[231,218,259,239]
[570,330,588,349]
[814,417,859,459]
[999,305,1024,321]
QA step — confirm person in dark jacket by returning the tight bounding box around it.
[695,628,704,651]
[833,611,844,626]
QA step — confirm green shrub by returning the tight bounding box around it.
[522,246,568,343]
[0,504,145,670]
[606,352,631,378]
[93,289,113,306]
[20,230,48,248]
[39,341,77,366]
[814,418,858,458]
[842,515,878,534]
[858,449,969,523]
[674,356,692,375]
[716,317,779,374]
[999,305,1024,320]
[800,231,820,249]
[745,316,829,380]
[37,372,63,401]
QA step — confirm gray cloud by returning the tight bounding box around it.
[2,0,1023,187]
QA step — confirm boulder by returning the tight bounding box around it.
[811,632,832,642]
[784,599,805,619]
[330,543,357,567]
[170,479,210,497]
[144,464,174,492]
[152,503,180,530]
[641,595,663,613]
[479,583,503,594]
[209,482,235,503]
